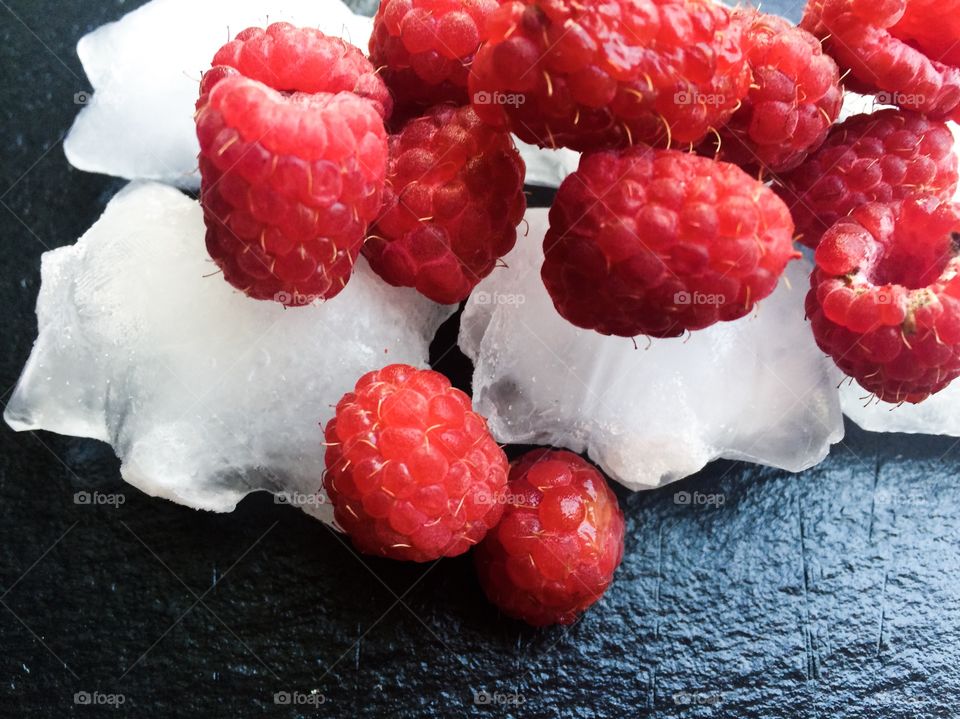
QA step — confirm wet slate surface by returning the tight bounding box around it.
[2,1,959,717]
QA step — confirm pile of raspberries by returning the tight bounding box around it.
[193,0,960,624]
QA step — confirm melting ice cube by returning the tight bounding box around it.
[64,0,579,189]
[3,182,453,522]
[459,208,845,489]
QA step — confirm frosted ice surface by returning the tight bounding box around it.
[841,381,960,436]
[460,209,845,490]
[4,183,453,522]
[64,0,577,188]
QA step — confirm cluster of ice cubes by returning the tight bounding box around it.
[8,0,960,522]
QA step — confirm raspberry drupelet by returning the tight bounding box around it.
[700,9,843,173]
[369,0,500,115]
[363,104,526,304]
[474,449,625,626]
[195,24,390,305]
[774,109,959,248]
[807,197,960,404]
[541,147,797,338]
[801,0,960,119]
[468,0,751,152]
[324,364,509,562]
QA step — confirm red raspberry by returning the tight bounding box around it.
[468,0,750,152]
[806,197,960,404]
[369,0,499,113]
[801,0,960,120]
[363,104,526,303]
[700,10,843,173]
[195,25,390,304]
[323,364,509,562]
[541,147,797,338]
[775,109,959,249]
[212,23,392,118]
[474,449,625,626]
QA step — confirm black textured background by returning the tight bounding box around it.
[2,1,959,717]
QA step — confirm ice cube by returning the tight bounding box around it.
[64,0,577,189]
[3,182,453,522]
[840,381,960,436]
[64,0,372,189]
[459,208,845,489]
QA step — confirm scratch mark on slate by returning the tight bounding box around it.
[355,622,361,672]
[876,570,888,658]
[798,495,821,683]
[647,663,657,709]
[654,522,663,640]
[868,459,881,542]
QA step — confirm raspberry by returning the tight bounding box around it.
[323,364,509,562]
[700,10,843,173]
[541,147,797,338]
[369,0,499,113]
[801,0,960,119]
[806,197,960,404]
[196,25,389,304]
[363,104,526,303]
[212,22,392,118]
[774,109,959,249]
[474,449,625,626]
[468,0,750,152]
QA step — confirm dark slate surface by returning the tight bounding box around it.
[1,1,959,717]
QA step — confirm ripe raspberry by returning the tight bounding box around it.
[196,25,389,304]
[369,0,499,114]
[801,0,960,120]
[474,449,625,626]
[212,22,392,118]
[363,104,526,304]
[323,364,509,562]
[806,197,960,404]
[542,147,797,338]
[699,10,843,173]
[775,109,959,249]
[468,0,750,152]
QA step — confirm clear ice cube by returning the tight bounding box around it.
[4,182,453,522]
[459,208,845,489]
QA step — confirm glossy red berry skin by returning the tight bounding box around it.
[324,364,509,562]
[196,24,390,305]
[369,0,500,113]
[474,449,625,627]
[801,0,960,120]
[807,197,960,404]
[468,0,750,152]
[702,9,843,173]
[363,104,526,304]
[542,147,797,338]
